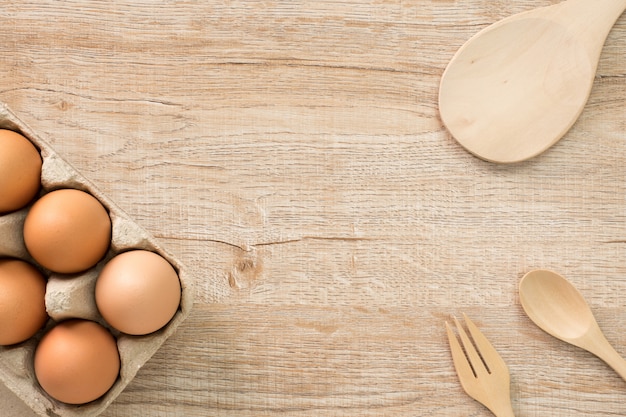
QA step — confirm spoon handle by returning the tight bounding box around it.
[586,327,626,382]
[597,346,626,382]
[552,0,626,53]
[559,0,626,38]
[565,0,626,20]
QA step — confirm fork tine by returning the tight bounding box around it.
[446,321,476,384]
[453,315,489,377]
[446,315,515,417]
[463,313,508,374]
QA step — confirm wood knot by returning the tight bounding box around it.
[55,100,72,111]
[227,254,262,290]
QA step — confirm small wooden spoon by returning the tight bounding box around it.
[519,269,626,381]
[439,0,626,163]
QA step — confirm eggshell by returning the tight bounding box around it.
[95,250,181,335]
[0,102,194,417]
[34,320,120,405]
[23,189,112,274]
[0,259,48,345]
[0,129,42,213]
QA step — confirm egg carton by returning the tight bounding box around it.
[0,102,194,417]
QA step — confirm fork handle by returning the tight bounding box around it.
[490,401,516,417]
[487,384,516,417]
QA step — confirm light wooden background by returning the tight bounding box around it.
[1,0,625,416]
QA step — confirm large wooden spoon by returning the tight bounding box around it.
[519,269,626,381]
[439,0,626,163]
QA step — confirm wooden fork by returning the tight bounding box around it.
[445,314,516,417]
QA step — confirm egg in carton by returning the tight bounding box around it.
[0,102,194,417]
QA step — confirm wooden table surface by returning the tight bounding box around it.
[1,1,626,416]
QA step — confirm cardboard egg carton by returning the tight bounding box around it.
[0,102,194,417]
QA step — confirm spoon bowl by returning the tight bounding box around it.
[439,0,626,163]
[519,269,626,381]
[519,269,594,341]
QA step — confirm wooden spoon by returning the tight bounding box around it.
[519,269,626,381]
[439,0,626,163]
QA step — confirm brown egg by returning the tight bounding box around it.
[95,250,181,335]
[0,259,48,345]
[23,189,111,274]
[0,129,42,213]
[34,319,120,404]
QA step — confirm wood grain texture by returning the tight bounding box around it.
[0,0,625,416]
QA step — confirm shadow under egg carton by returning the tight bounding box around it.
[0,103,194,417]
